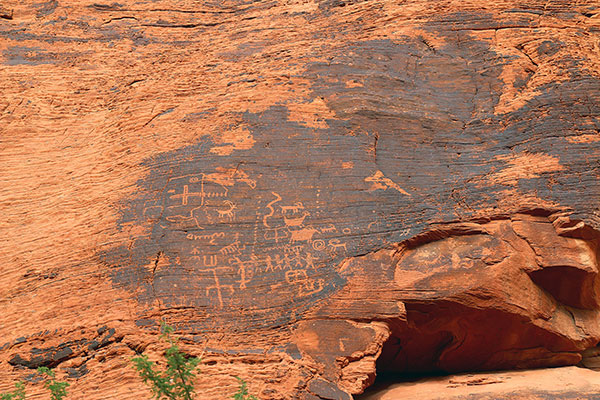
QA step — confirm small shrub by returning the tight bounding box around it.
[232,377,258,400]
[37,367,69,400]
[131,321,201,400]
[0,382,25,400]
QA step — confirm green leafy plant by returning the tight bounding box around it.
[37,367,69,400]
[131,321,201,400]
[0,382,25,400]
[232,377,258,400]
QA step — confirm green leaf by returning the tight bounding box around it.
[37,366,55,378]
[1,382,26,400]
[132,355,175,399]
[232,377,258,400]
[131,322,201,399]
[160,321,175,342]
[13,382,25,400]
[37,368,69,400]
[48,380,69,400]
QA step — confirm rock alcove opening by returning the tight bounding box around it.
[356,299,593,398]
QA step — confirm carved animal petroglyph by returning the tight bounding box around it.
[289,227,319,243]
[284,211,309,227]
[216,200,236,222]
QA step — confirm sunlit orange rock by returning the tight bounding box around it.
[1,0,599,399]
[361,366,600,400]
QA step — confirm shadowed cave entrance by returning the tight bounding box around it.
[356,300,591,398]
[353,217,600,398]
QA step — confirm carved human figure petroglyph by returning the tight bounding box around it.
[304,252,316,270]
[229,257,256,289]
[262,254,279,272]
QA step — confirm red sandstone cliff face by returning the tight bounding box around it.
[1,0,600,399]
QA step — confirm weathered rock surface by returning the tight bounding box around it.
[1,0,600,399]
[360,366,600,400]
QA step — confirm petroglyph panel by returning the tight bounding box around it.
[100,15,600,336]
[104,143,374,330]
[2,1,600,399]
